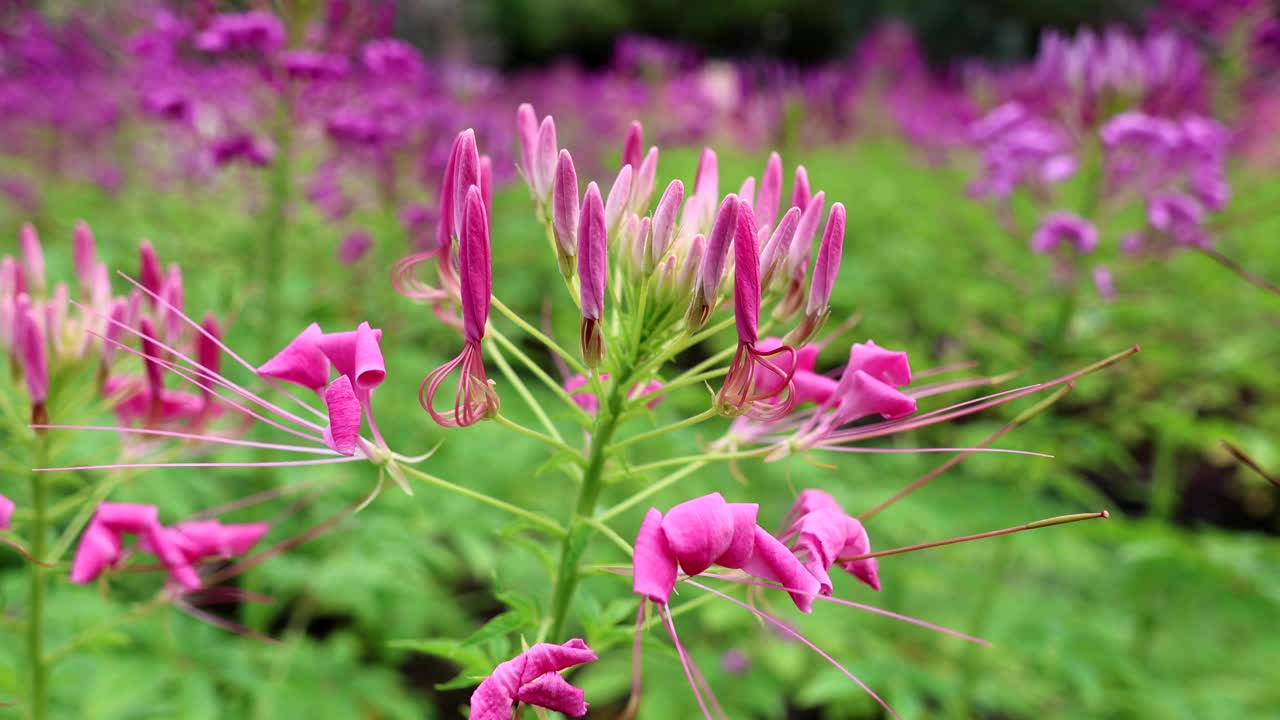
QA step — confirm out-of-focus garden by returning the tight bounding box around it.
[1,1,1278,718]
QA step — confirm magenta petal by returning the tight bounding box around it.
[757,151,783,233]
[564,374,600,414]
[633,508,677,603]
[806,203,846,315]
[835,370,918,424]
[714,502,760,569]
[170,520,222,558]
[794,370,839,406]
[217,522,271,556]
[661,493,736,577]
[258,323,331,391]
[318,323,385,387]
[70,520,122,584]
[0,493,13,529]
[732,202,761,344]
[514,673,588,717]
[144,524,202,590]
[518,639,597,680]
[323,375,362,456]
[459,186,493,343]
[577,182,608,321]
[741,526,820,612]
[837,517,881,591]
[96,502,160,534]
[846,340,912,386]
[788,508,849,596]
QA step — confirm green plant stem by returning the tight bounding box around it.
[487,326,592,428]
[598,460,708,523]
[607,408,718,452]
[493,414,582,460]
[396,464,565,536]
[27,433,50,720]
[544,368,632,641]
[491,296,587,377]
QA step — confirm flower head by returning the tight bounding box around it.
[469,639,597,719]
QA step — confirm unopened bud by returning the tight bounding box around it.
[605,164,634,236]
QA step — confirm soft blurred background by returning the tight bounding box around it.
[1,0,1278,718]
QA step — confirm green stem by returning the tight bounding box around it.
[607,408,717,452]
[598,460,707,523]
[28,433,50,720]
[493,414,582,460]
[544,368,631,641]
[491,296,587,378]
[484,337,566,442]
[396,464,565,536]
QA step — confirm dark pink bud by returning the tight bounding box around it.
[17,303,48,405]
[649,180,684,265]
[806,203,846,317]
[552,149,580,259]
[578,183,608,322]
[436,132,464,251]
[757,152,783,233]
[323,374,362,455]
[459,187,492,343]
[20,223,45,295]
[733,202,761,344]
[139,240,164,302]
[791,165,811,211]
[451,129,480,241]
[622,120,643,169]
[700,194,741,306]
[73,220,98,289]
[197,313,221,382]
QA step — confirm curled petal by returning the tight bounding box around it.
[317,322,385,391]
[322,375,362,455]
[70,520,122,584]
[419,342,499,428]
[258,323,330,392]
[846,340,911,386]
[661,493,737,577]
[634,508,678,603]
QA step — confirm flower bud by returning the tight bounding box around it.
[791,164,811,212]
[632,216,651,276]
[676,234,706,304]
[533,116,558,205]
[46,282,69,358]
[621,120,643,170]
[757,152,783,233]
[479,154,493,217]
[649,180,684,266]
[760,206,802,291]
[738,177,756,208]
[451,129,480,241]
[139,240,164,301]
[805,202,846,318]
[20,223,45,296]
[17,301,48,409]
[654,254,680,304]
[578,182,608,367]
[516,103,538,179]
[552,149,580,276]
[630,146,659,215]
[786,191,825,281]
[73,220,98,290]
[604,163,633,236]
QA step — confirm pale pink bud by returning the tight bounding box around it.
[700,194,741,305]
[451,129,480,240]
[654,254,680,302]
[757,152,783,233]
[533,116,558,203]
[760,206,802,289]
[1,256,20,300]
[649,180,684,266]
[46,283,68,355]
[806,203,846,316]
[73,220,98,289]
[738,177,756,207]
[578,183,607,321]
[604,164,633,233]
[516,103,538,180]
[788,191,826,278]
[694,147,718,204]
[0,295,14,350]
[552,149,580,260]
[629,146,659,215]
[791,164,811,211]
[677,234,706,297]
[631,216,651,274]
[622,120,643,169]
[20,223,45,296]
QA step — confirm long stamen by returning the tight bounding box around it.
[698,573,989,645]
[688,581,902,720]
[839,512,1110,564]
[36,457,362,473]
[859,384,1073,520]
[660,603,715,720]
[1221,440,1279,488]
[115,273,332,422]
[31,425,339,455]
[812,445,1051,457]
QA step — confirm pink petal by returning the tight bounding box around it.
[649,180,684,263]
[741,526,820,612]
[459,186,493,343]
[757,152,783,233]
[70,520,122,584]
[552,149,580,257]
[217,522,271,556]
[633,508,677,603]
[846,340,912,386]
[732,202,761,344]
[700,194,740,305]
[515,673,589,717]
[516,103,538,178]
[791,164,811,212]
[323,375,362,456]
[317,322,385,389]
[834,371,918,425]
[96,502,160,534]
[577,182,608,320]
[621,120,643,169]
[0,493,13,530]
[713,502,760,569]
[661,493,736,577]
[806,203,846,316]
[518,639,598,681]
[258,323,331,391]
[144,524,202,590]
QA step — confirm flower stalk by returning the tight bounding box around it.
[27,431,50,720]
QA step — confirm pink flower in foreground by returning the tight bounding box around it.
[779,490,880,593]
[468,639,597,719]
[0,494,14,529]
[420,186,500,427]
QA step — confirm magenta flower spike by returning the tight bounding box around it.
[468,639,598,719]
[20,223,45,297]
[686,194,740,329]
[791,165,812,212]
[322,374,362,456]
[717,203,797,420]
[257,323,331,393]
[622,120,644,170]
[757,152,783,234]
[578,181,608,368]
[552,149,580,274]
[73,220,98,290]
[420,186,500,428]
[649,180,684,267]
[0,494,13,530]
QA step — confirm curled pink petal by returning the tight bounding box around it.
[318,322,386,390]
[323,375,362,455]
[469,639,596,720]
[633,508,677,603]
[661,493,737,577]
[70,520,122,584]
[846,340,912,386]
[257,323,331,391]
[0,493,13,530]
